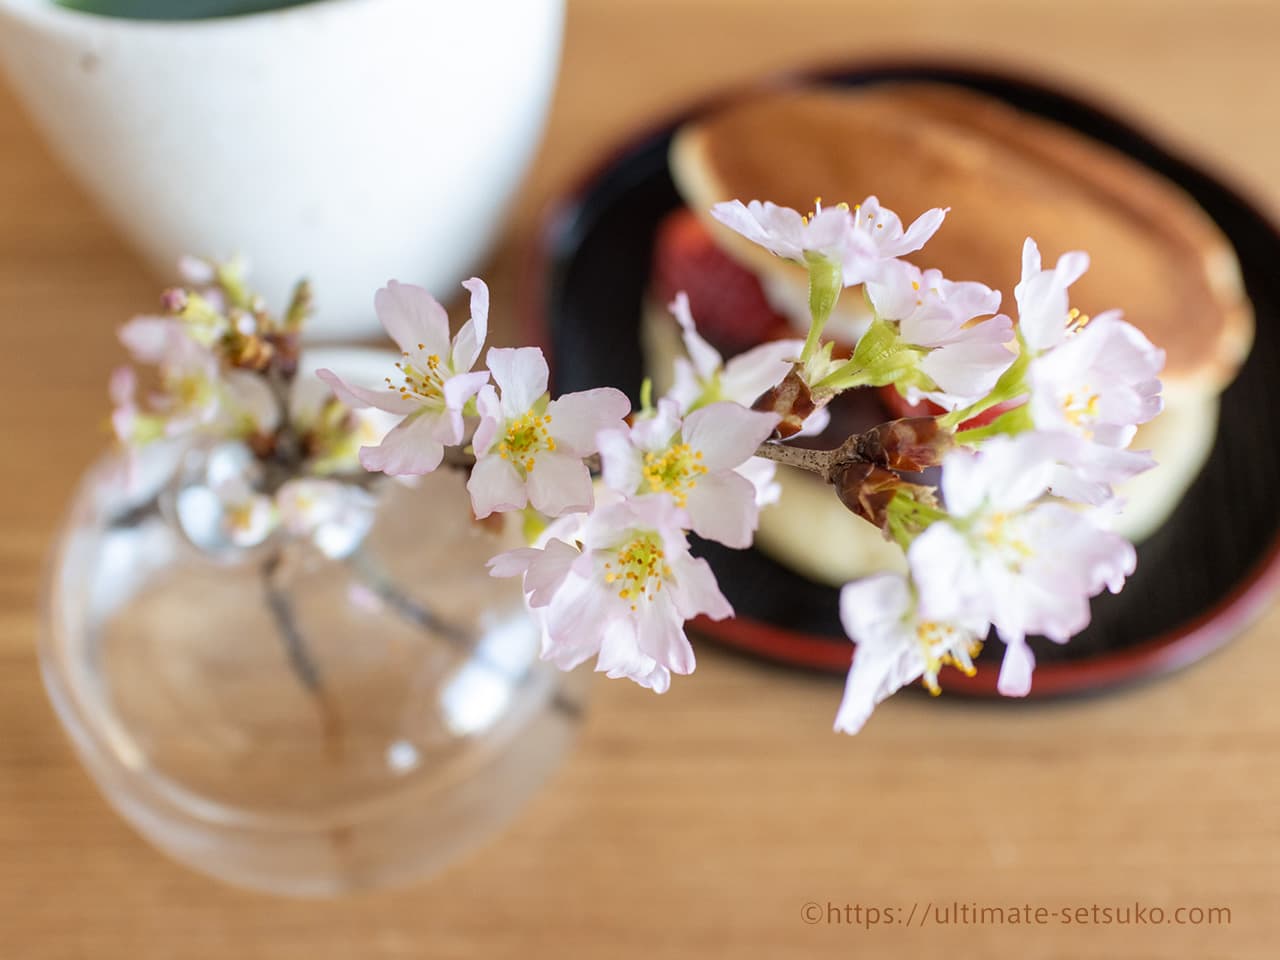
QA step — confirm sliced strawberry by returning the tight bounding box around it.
[651,209,786,354]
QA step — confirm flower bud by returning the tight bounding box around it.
[753,365,819,439]
[160,287,189,314]
[831,462,902,534]
[857,417,953,472]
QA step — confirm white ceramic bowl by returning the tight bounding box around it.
[0,0,564,337]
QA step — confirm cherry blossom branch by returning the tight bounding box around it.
[749,440,849,481]
[440,435,875,479]
[261,552,345,760]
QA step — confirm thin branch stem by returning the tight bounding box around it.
[346,549,584,722]
[261,551,345,760]
[748,441,840,478]
[440,439,851,481]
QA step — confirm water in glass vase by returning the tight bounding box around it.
[56,0,319,19]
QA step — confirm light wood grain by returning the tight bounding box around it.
[2,1,1279,957]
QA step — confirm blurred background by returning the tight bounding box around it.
[1,0,1278,957]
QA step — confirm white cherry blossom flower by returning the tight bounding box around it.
[844,196,947,284]
[287,373,395,476]
[908,433,1136,696]
[318,278,491,476]
[119,323,277,441]
[119,315,184,365]
[1008,238,1165,503]
[598,398,779,549]
[666,290,828,440]
[467,346,630,519]
[710,199,858,267]
[863,259,1015,408]
[108,366,153,447]
[1014,238,1091,353]
[276,478,377,559]
[212,473,276,548]
[834,573,987,734]
[489,495,731,691]
[710,196,946,287]
[1027,311,1164,449]
[666,291,799,413]
[1041,432,1157,507]
[178,254,218,287]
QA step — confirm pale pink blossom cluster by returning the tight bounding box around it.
[711,198,1163,732]
[319,277,789,691]
[109,257,385,557]
[111,192,1165,735]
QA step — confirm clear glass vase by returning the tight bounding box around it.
[41,441,584,896]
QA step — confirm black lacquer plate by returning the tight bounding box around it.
[525,62,1280,696]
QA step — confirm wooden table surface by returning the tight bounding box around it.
[2,1,1279,957]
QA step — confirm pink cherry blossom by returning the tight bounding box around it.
[665,291,824,495]
[276,478,377,559]
[211,473,276,548]
[710,199,858,267]
[844,196,947,284]
[1013,238,1091,353]
[1028,310,1165,449]
[864,259,1015,408]
[108,366,144,446]
[908,433,1136,695]
[834,573,987,734]
[123,326,276,440]
[666,291,799,413]
[318,278,491,476]
[710,196,947,288]
[119,315,185,364]
[467,346,630,519]
[1008,238,1165,503]
[489,495,731,691]
[598,398,779,549]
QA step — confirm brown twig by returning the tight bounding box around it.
[440,438,852,480]
[261,551,345,760]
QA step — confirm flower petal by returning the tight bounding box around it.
[375,280,451,357]
[669,553,732,622]
[996,637,1035,697]
[682,402,780,472]
[317,368,420,415]
[720,339,800,407]
[471,384,502,457]
[546,387,631,455]
[684,468,759,548]
[486,346,548,417]
[670,291,723,381]
[223,369,280,434]
[451,278,490,372]
[832,640,922,735]
[358,412,447,475]
[442,369,490,412]
[635,590,697,675]
[527,450,594,517]
[598,427,644,494]
[467,453,528,518]
[596,619,671,692]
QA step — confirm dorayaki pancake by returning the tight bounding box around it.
[670,83,1254,402]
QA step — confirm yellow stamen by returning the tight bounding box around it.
[610,533,668,607]
[389,352,445,402]
[496,409,554,473]
[641,442,709,508]
[1066,307,1093,334]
